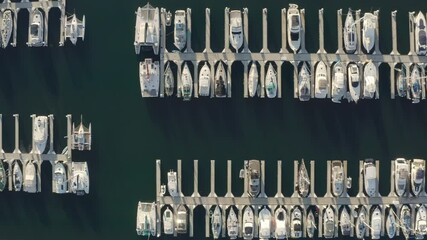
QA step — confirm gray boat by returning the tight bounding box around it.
[401,205,412,239]
[355,206,367,239]
[340,207,351,236]
[246,160,260,197]
[297,159,310,197]
[164,64,175,97]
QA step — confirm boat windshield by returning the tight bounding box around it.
[348,32,355,43]
[291,32,299,41]
[291,15,300,28]
[30,24,39,37]
[294,222,302,231]
[244,226,253,234]
[319,79,328,90]
[278,212,284,221]
[416,168,425,180]
[419,31,427,45]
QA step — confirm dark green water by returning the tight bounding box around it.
[0,0,427,239]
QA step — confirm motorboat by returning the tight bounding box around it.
[315,61,328,98]
[0,160,6,192]
[246,160,260,197]
[323,206,335,238]
[291,207,302,238]
[211,206,222,239]
[331,160,344,197]
[243,206,254,240]
[136,202,157,236]
[347,63,360,103]
[416,204,427,237]
[165,11,172,26]
[140,58,160,97]
[163,207,174,235]
[331,62,346,103]
[70,161,89,196]
[71,116,92,151]
[396,65,408,98]
[27,8,44,47]
[1,9,13,48]
[13,161,22,191]
[64,14,85,45]
[227,207,238,239]
[344,9,357,53]
[411,159,425,196]
[229,10,243,52]
[215,61,227,98]
[23,161,37,193]
[287,4,301,52]
[181,62,193,101]
[415,11,427,55]
[248,62,259,97]
[265,63,277,98]
[340,207,351,236]
[401,205,412,239]
[363,61,377,99]
[174,10,186,51]
[306,209,316,238]
[395,158,409,197]
[362,13,377,53]
[134,3,159,55]
[164,64,175,97]
[53,161,67,194]
[176,205,188,234]
[199,62,211,97]
[386,208,397,238]
[33,115,48,154]
[355,206,367,239]
[258,207,272,240]
[371,206,382,239]
[410,64,422,104]
[274,206,287,239]
[364,159,377,197]
[297,159,310,197]
[167,170,178,197]
[298,62,311,101]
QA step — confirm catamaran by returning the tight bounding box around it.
[229,10,243,52]
[140,58,160,97]
[70,161,89,196]
[134,3,159,55]
[199,62,211,97]
[265,63,277,98]
[136,202,157,236]
[344,9,357,53]
[64,14,85,45]
[174,10,187,51]
[287,4,301,52]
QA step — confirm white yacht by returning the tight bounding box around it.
[1,9,13,48]
[395,158,409,197]
[274,206,287,239]
[410,65,422,104]
[396,65,408,98]
[164,64,175,97]
[181,62,193,101]
[348,63,360,103]
[53,161,67,194]
[215,62,227,98]
[211,206,222,239]
[298,62,311,101]
[136,202,157,236]
[167,170,178,197]
[176,205,188,234]
[291,207,302,238]
[134,3,159,55]
[64,14,85,45]
[72,116,92,151]
[163,207,174,235]
[287,4,301,52]
[331,62,346,103]
[371,206,382,239]
[199,62,211,97]
[227,207,238,239]
[415,11,427,55]
[344,9,357,53]
[416,204,427,237]
[297,159,310,197]
[340,207,351,236]
[247,160,260,197]
[386,208,397,239]
[323,206,335,238]
[265,63,277,98]
[243,206,254,240]
[356,206,367,239]
[401,205,412,239]
[364,159,377,197]
[331,160,344,197]
[248,63,259,97]
[13,161,22,191]
[33,116,48,154]
[306,209,315,238]
[140,58,160,97]
[174,10,187,51]
[27,8,44,47]
[363,61,377,99]
[362,13,377,53]
[70,161,89,196]
[315,61,328,98]
[258,207,271,240]
[411,159,425,196]
[229,10,243,52]
[23,161,37,193]
[0,160,6,192]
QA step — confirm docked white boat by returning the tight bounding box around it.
[134,3,159,55]
[274,206,287,239]
[348,63,360,103]
[164,64,175,97]
[199,62,211,97]
[363,61,377,99]
[167,170,178,197]
[181,62,193,101]
[211,206,222,239]
[297,159,310,197]
[315,61,328,98]
[415,11,427,55]
[248,63,259,97]
[259,207,271,240]
[33,116,48,154]
[136,201,157,236]
[411,159,425,196]
[416,204,427,238]
[176,205,188,234]
[163,207,174,235]
[401,205,412,239]
[340,207,351,236]
[70,161,89,196]
[227,207,238,239]
[27,8,44,47]
[140,58,160,97]
[53,161,67,194]
[13,161,22,191]
[364,159,377,197]
[291,207,302,238]
[215,62,227,98]
[323,206,335,238]
[331,62,346,103]
[410,65,422,104]
[243,206,254,240]
[246,160,260,197]
[229,10,243,52]
[306,209,316,238]
[298,62,311,101]
[23,161,37,193]
[1,9,12,48]
[265,63,277,98]
[395,158,409,197]
[355,206,367,239]
[174,10,187,51]
[371,206,382,239]
[344,9,357,53]
[396,65,408,98]
[331,160,344,197]
[72,116,92,151]
[362,13,376,53]
[287,4,301,52]
[0,160,6,192]
[386,208,397,239]
[64,14,85,45]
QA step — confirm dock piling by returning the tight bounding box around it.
[318,8,326,54]
[280,8,288,53]
[204,8,211,53]
[186,8,193,53]
[243,8,249,53]
[224,7,230,53]
[300,9,307,53]
[178,159,183,196]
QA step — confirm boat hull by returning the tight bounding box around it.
[265,63,277,98]
[199,63,211,97]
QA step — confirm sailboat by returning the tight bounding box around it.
[298,62,311,101]
[265,63,277,98]
[386,208,397,238]
[344,9,357,53]
[410,64,422,104]
[1,9,13,48]
[227,207,238,239]
[340,207,352,236]
[164,64,175,97]
[297,159,310,197]
[355,206,367,239]
[401,205,412,239]
[306,209,316,238]
[215,61,227,98]
[248,62,259,97]
[323,206,335,238]
[0,160,6,192]
[13,161,22,191]
[211,206,222,239]
[181,63,193,101]
[362,13,377,53]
